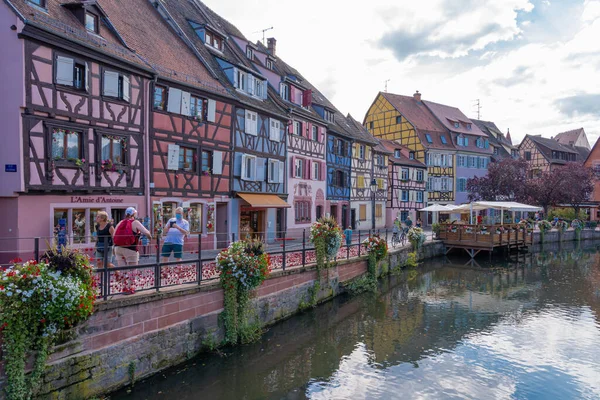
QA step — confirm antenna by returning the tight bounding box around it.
[384,79,391,93]
[252,26,273,45]
[472,99,482,120]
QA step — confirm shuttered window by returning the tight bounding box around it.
[55,55,88,91]
[359,205,367,221]
[103,70,130,102]
[245,110,258,135]
[269,119,281,142]
[375,204,383,218]
[357,175,365,188]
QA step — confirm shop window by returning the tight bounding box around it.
[53,207,107,246]
[52,128,81,162]
[101,135,125,165]
[188,203,203,233]
[154,85,167,110]
[53,208,69,242]
[162,202,177,228]
[179,146,196,172]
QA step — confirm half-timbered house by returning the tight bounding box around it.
[519,135,580,177]
[424,100,493,205]
[472,119,519,161]
[364,91,456,205]
[0,0,153,257]
[103,0,236,249]
[158,0,289,242]
[380,140,427,225]
[248,40,327,236]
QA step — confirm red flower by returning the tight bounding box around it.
[10,257,22,264]
[40,318,46,324]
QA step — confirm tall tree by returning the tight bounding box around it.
[467,158,529,201]
[523,171,565,216]
[555,162,594,217]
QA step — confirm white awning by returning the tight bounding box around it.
[419,204,454,212]
[452,201,542,212]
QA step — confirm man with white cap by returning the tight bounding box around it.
[161,207,190,262]
[113,207,152,266]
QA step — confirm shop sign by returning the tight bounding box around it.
[70,196,125,203]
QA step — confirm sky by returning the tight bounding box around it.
[202,0,600,147]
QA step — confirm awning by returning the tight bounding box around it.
[238,193,291,208]
[453,201,542,212]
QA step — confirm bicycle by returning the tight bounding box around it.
[391,230,407,248]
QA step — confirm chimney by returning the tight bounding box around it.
[267,37,277,57]
[413,90,421,102]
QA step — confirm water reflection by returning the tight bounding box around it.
[112,240,600,400]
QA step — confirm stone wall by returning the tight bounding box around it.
[4,241,443,399]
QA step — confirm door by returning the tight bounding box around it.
[111,208,125,225]
[330,205,338,222]
[341,205,348,229]
[276,209,284,238]
[216,203,228,248]
[316,205,323,220]
[351,209,357,230]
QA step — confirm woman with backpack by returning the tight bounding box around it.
[113,207,152,267]
[95,211,115,269]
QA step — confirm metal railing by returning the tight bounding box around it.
[0,228,433,300]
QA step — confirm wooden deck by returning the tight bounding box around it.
[438,224,534,258]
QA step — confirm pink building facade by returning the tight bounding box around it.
[0,0,151,261]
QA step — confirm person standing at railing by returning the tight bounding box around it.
[161,207,190,263]
[113,207,152,267]
[343,226,353,247]
[95,211,115,269]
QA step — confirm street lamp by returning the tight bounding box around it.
[370,178,378,231]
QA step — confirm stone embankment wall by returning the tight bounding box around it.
[3,242,442,399]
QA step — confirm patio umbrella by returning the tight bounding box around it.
[419,204,454,224]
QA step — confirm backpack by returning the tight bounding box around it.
[113,219,137,247]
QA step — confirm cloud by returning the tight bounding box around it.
[493,66,536,87]
[554,93,600,117]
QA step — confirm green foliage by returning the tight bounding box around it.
[298,280,321,311]
[407,227,426,251]
[128,361,136,387]
[216,240,271,345]
[549,208,587,222]
[404,252,419,269]
[310,217,343,272]
[0,249,96,400]
[346,274,377,295]
[431,223,441,238]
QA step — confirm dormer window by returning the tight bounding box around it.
[85,12,98,33]
[467,123,472,130]
[441,135,447,144]
[266,59,273,70]
[204,31,223,51]
[280,82,289,101]
[454,122,460,129]
[394,149,401,158]
[324,109,335,123]
[409,152,415,160]
[30,0,46,8]
[246,46,254,59]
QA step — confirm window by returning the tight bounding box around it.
[30,0,46,7]
[457,178,467,192]
[313,161,320,180]
[246,46,254,59]
[293,121,302,136]
[458,155,466,167]
[312,125,319,141]
[85,12,98,33]
[294,158,304,178]
[400,211,409,222]
[190,96,206,120]
[324,109,335,123]
[333,170,346,187]
[52,128,81,161]
[457,135,464,146]
[416,191,424,203]
[103,70,130,102]
[101,135,125,164]
[467,123,472,130]
[484,139,489,148]
[454,122,460,129]
[401,190,409,201]
[525,151,531,161]
[53,207,108,246]
[266,59,273,70]
[494,146,499,155]
[416,170,424,181]
[359,205,367,221]
[188,204,203,233]
[369,121,374,130]
[179,146,196,172]
[375,204,383,218]
[401,168,409,181]
[394,149,401,158]
[441,135,447,144]
[235,69,247,91]
[468,156,476,168]
[201,150,212,173]
[396,116,402,124]
[55,56,88,91]
[476,138,483,148]
[409,152,415,160]
[241,154,257,181]
[357,175,365,188]
[268,159,284,183]
[204,30,223,51]
[294,201,312,223]
[154,85,167,110]
[269,119,281,142]
[359,144,365,159]
[280,82,289,101]
[425,134,433,144]
[245,110,258,135]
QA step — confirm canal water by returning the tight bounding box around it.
[111,241,600,399]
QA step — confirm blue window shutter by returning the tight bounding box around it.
[234,153,242,176]
[256,157,266,181]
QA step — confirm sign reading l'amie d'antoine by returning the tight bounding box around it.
[70,196,125,203]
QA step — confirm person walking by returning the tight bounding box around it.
[343,225,353,247]
[161,207,190,262]
[113,207,152,267]
[95,211,115,269]
[405,215,413,229]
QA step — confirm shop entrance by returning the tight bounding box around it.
[216,203,228,248]
[240,208,265,241]
[330,205,338,222]
[111,208,126,225]
[341,205,348,229]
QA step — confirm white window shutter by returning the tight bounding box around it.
[180,91,191,116]
[245,111,251,134]
[207,99,216,122]
[167,88,182,114]
[270,119,280,142]
[56,56,74,86]
[84,62,90,92]
[262,81,268,100]
[278,160,284,183]
[212,151,223,175]
[233,68,239,88]
[103,70,120,97]
[241,154,248,180]
[248,75,255,95]
[122,75,130,102]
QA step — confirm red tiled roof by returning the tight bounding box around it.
[554,128,584,147]
[423,100,487,137]
[379,139,426,168]
[380,92,455,151]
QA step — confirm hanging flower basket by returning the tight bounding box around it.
[310,216,344,265]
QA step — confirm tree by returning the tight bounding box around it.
[467,158,529,201]
[554,162,594,217]
[523,171,565,216]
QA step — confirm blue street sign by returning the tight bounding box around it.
[5,164,17,172]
